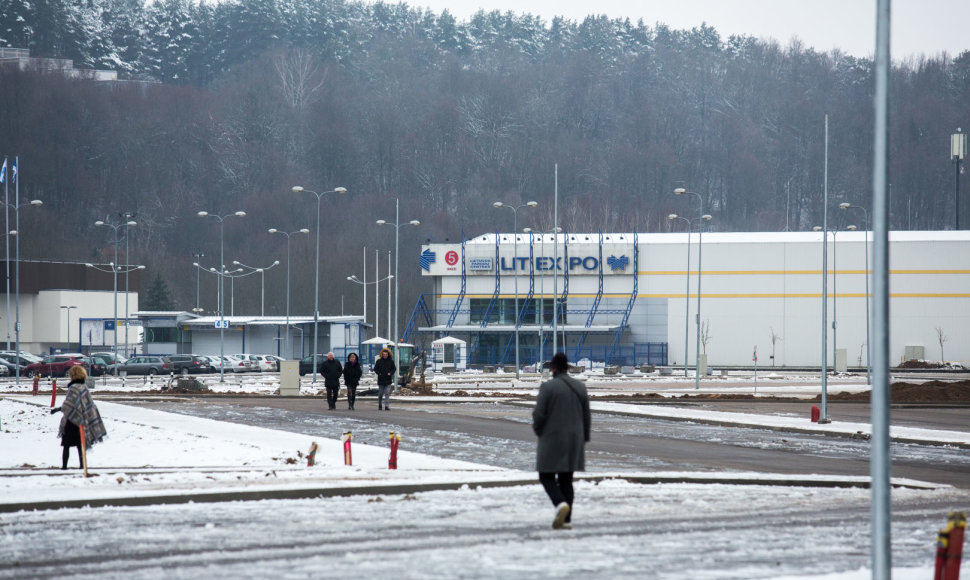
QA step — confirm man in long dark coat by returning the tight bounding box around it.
[532,352,591,529]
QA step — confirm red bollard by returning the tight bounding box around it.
[810,405,820,422]
[342,431,352,466]
[935,511,966,580]
[50,378,57,407]
[32,374,39,396]
[389,431,400,470]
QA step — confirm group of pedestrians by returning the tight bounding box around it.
[318,348,396,411]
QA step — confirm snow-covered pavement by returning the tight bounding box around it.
[1,374,969,579]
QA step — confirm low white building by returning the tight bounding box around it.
[407,230,970,369]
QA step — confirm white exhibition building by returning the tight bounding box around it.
[405,230,970,370]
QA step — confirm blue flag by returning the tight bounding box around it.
[11,159,16,183]
[0,158,6,184]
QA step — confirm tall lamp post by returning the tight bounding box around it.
[840,203,871,385]
[291,186,347,383]
[122,212,136,357]
[673,188,709,390]
[376,197,420,387]
[232,260,280,316]
[198,210,246,382]
[269,227,309,358]
[667,213,710,377]
[60,305,77,350]
[348,273,393,345]
[952,129,966,230]
[2,191,42,385]
[93,216,140,374]
[493,200,537,379]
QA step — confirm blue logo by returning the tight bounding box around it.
[420,248,436,271]
[606,255,629,272]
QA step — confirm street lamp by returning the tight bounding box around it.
[667,213,701,378]
[121,212,136,357]
[840,202,872,385]
[2,194,41,385]
[814,224,847,378]
[269,227,310,358]
[60,305,77,350]
[673,187,709,390]
[376,197,420,387]
[198,210,246,382]
[493,200,538,379]
[232,260,280,316]
[952,129,966,230]
[93,216,140,374]
[291,185,347,383]
[348,273,393,344]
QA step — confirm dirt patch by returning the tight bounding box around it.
[824,380,970,403]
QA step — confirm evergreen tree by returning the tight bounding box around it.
[143,272,176,311]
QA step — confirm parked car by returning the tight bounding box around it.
[0,350,43,366]
[204,355,227,371]
[224,355,253,373]
[0,354,29,375]
[298,355,326,376]
[24,355,87,377]
[83,356,109,377]
[118,356,171,376]
[167,354,213,375]
[91,352,127,366]
[251,355,278,372]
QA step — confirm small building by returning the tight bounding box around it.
[431,336,467,372]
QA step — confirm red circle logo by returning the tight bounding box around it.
[445,251,459,266]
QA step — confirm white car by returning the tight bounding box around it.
[205,356,226,371]
[225,355,253,373]
[251,355,277,372]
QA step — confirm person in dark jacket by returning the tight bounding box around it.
[51,366,107,469]
[343,352,362,410]
[319,352,343,410]
[532,352,591,530]
[372,348,396,410]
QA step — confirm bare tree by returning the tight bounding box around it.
[768,326,782,366]
[701,319,713,355]
[936,326,948,362]
[274,49,327,111]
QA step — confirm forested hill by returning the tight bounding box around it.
[1,0,969,314]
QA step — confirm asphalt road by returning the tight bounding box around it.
[120,396,970,489]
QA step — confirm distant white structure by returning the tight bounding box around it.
[411,230,970,369]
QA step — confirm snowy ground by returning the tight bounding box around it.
[1,371,968,578]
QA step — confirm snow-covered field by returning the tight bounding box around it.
[1,370,968,579]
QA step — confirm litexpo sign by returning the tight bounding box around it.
[498,255,630,273]
[421,244,633,276]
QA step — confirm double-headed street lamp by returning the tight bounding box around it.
[192,251,205,314]
[91,216,141,374]
[376,198,420,387]
[840,202,872,385]
[291,185,347,383]
[60,305,77,350]
[268,227,309,358]
[2,193,41,384]
[232,260,280,316]
[198,210,246,382]
[674,188,710,390]
[668,213,711,378]
[493,200,537,379]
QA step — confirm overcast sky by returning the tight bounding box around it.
[405,0,969,59]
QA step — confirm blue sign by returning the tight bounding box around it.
[420,248,436,271]
[104,320,116,331]
[606,255,630,271]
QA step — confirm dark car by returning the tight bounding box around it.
[118,356,171,376]
[167,354,213,375]
[83,356,109,377]
[24,355,87,378]
[298,355,326,376]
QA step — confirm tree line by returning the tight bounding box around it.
[1,0,969,318]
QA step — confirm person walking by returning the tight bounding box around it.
[320,352,343,410]
[343,352,362,410]
[532,352,591,530]
[51,366,107,470]
[372,348,396,411]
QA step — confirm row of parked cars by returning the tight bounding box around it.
[0,351,285,377]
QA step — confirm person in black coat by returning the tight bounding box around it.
[319,352,343,410]
[532,352,591,530]
[343,352,362,410]
[372,348,396,410]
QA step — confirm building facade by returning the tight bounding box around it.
[406,231,970,369]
